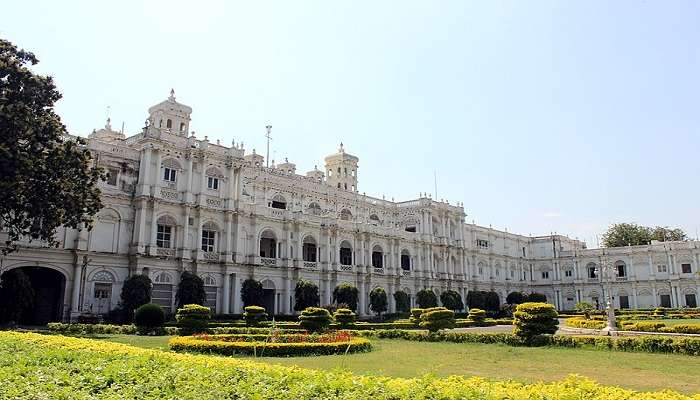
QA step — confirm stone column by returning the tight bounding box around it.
[148,201,159,256]
[185,156,194,202]
[358,277,366,316]
[152,149,162,194]
[137,146,152,196]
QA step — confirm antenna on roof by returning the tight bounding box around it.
[434,170,438,200]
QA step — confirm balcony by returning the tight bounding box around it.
[201,251,219,262]
[401,269,412,277]
[158,187,179,201]
[156,248,175,257]
[260,257,277,267]
[373,267,384,275]
[302,261,318,270]
[339,264,353,272]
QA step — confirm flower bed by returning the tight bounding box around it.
[169,331,371,357]
[1,332,697,399]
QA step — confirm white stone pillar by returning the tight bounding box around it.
[222,272,231,314]
[71,264,82,315]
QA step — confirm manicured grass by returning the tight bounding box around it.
[658,318,700,326]
[94,334,700,393]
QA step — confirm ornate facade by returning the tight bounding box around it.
[2,92,699,323]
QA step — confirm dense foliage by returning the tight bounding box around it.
[369,287,388,316]
[526,292,547,303]
[241,279,264,308]
[294,280,320,311]
[468,308,487,322]
[393,290,410,313]
[133,303,165,334]
[506,291,526,305]
[2,332,697,399]
[439,290,464,311]
[602,223,687,248]
[416,289,438,308]
[120,274,152,315]
[175,271,206,310]
[243,306,268,327]
[513,302,559,342]
[175,304,211,335]
[333,308,357,328]
[0,269,34,323]
[466,290,501,312]
[575,301,595,319]
[0,39,105,254]
[419,307,456,332]
[332,283,359,311]
[409,308,424,325]
[298,307,332,333]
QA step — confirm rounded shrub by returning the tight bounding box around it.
[298,307,332,333]
[134,303,165,334]
[513,302,559,343]
[243,306,268,327]
[416,289,438,308]
[176,304,211,335]
[419,307,455,332]
[468,308,487,322]
[333,308,356,328]
[409,308,424,325]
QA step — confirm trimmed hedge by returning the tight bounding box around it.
[409,308,424,325]
[468,308,487,322]
[565,317,607,330]
[169,334,371,356]
[333,308,357,328]
[620,321,700,335]
[133,303,165,334]
[513,302,558,341]
[243,306,268,327]
[176,304,211,335]
[419,307,455,332]
[6,332,698,399]
[298,307,332,332]
[356,329,700,356]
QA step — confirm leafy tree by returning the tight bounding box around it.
[294,279,319,311]
[513,302,558,343]
[133,303,165,334]
[175,271,206,310]
[416,289,438,308]
[439,290,464,311]
[484,291,501,312]
[506,291,526,305]
[0,38,105,255]
[120,274,152,315]
[241,279,263,308]
[369,287,388,317]
[526,292,547,303]
[0,269,34,323]
[332,283,358,311]
[469,290,501,312]
[602,223,688,248]
[393,290,410,313]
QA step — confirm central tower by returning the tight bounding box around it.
[324,143,358,192]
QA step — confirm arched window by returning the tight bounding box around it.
[270,195,286,210]
[179,122,186,132]
[400,250,411,271]
[206,167,222,191]
[371,245,384,268]
[166,119,172,129]
[92,270,115,282]
[302,236,317,262]
[339,241,353,265]
[369,214,380,225]
[614,260,627,278]
[259,229,277,258]
[162,159,180,183]
[307,202,321,215]
[202,274,216,286]
[201,221,218,252]
[154,271,172,284]
[587,263,598,279]
[340,209,352,221]
[156,215,177,248]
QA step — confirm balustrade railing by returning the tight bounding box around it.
[261,257,277,267]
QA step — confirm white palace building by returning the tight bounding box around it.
[2,91,699,323]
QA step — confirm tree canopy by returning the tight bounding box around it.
[294,280,320,311]
[369,287,388,316]
[0,38,105,254]
[602,223,687,248]
[332,283,359,311]
[175,271,207,310]
[241,279,263,308]
[120,274,152,313]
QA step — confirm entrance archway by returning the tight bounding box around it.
[1,266,66,325]
[261,279,276,315]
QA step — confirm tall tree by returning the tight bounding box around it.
[240,279,263,308]
[294,280,320,311]
[332,283,359,311]
[416,289,438,308]
[175,271,207,310]
[120,274,152,314]
[369,287,388,317]
[0,39,105,254]
[393,290,410,313]
[439,290,464,311]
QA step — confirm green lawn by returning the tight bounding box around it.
[657,318,700,326]
[91,334,700,394]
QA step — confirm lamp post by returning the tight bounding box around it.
[595,251,617,334]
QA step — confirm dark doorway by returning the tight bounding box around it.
[2,267,66,325]
[262,289,275,315]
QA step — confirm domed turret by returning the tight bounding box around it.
[324,143,358,192]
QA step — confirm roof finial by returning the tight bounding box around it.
[169,88,176,101]
[105,117,111,130]
[339,142,344,153]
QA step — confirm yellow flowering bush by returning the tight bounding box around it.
[1,332,699,399]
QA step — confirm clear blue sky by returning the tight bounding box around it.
[3,1,699,246]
